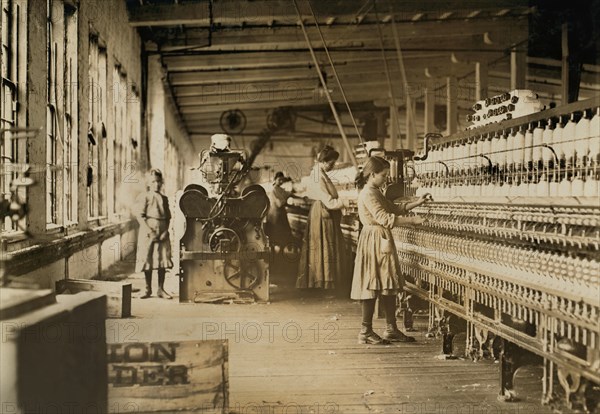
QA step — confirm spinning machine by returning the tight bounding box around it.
[176,147,271,303]
[402,96,600,408]
[290,95,600,409]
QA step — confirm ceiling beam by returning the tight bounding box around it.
[153,18,527,49]
[162,52,456,72]
[178,99,322,114]
[128,3,211,27]
[162,50,414,66]
[184,115,378,131]
[179,86,318,100]
[174,81,320,97]
[176,83,451,117]
[175,83,400,104]
[178,92,324,107]
[169,68,317,86]
[158,34,519,54]
[175,83,403,107]
[168,62,479,87]
[173,66,598,119]
[177,97,395,115]
[163,51,384,70]
[128,1,531,28]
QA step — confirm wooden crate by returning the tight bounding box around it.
[2,291,108,412]
[106,339,228,413]
[56,279,131,318]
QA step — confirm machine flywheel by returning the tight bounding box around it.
[223,259,261,290]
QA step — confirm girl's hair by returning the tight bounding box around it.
[146,168,164,188]
[355,156,390,189]
[317,145,340,163]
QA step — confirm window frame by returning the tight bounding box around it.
[1,0,25,235]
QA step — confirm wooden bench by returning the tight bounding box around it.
[56,279,131,318]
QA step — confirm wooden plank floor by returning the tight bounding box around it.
[104,259,556,414]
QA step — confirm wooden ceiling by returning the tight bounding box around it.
[126,0,598,145]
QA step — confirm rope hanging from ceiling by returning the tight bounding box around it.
[292,0,359,167]
[305,0,366,149]
[388,2,418,144]
[373,0,404,150]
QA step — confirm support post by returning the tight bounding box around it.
[475,61,488,101]
[446,76,457,135]
[510,48,526,90]
[562,23,570,105]
[376,111,387,147]
[561,22,582,104]
[389,105,398,149]
[406,96,416,151]
[424,80,435,135]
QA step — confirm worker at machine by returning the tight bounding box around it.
[352,156,430,345]
[135,169,174,299]
[296,145,351,292]
[265,171,305,254]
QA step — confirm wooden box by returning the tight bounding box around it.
[1,290,108,413]
[56,279,131,318]
[106,337,228,413]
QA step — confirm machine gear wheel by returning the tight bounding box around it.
[223,259,261,290]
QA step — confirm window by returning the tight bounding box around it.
[98,49,107,218]
[46,0,78,229]
[112,67,126,217]
[46,0,59,226]
[126,84,140,205]
[63,3,78,224]
[1,0,24,233]
[87,35,107,221]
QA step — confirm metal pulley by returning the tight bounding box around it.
[208,227,241,253]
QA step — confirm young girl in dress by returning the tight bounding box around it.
[135,169,174,299]
[351,156,430,344]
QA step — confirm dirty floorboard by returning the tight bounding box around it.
[103,257,555,414]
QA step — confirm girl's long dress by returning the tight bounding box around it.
[135,191,174,272]
[265,185,295,247]
[350,183,407,300]
[296,165,348,289]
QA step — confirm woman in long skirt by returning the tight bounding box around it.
[351,156,430,344]
[296,146,351,290]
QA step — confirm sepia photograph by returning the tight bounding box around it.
[0,0,599,412]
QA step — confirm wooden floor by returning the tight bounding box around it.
[105,258,556,414]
